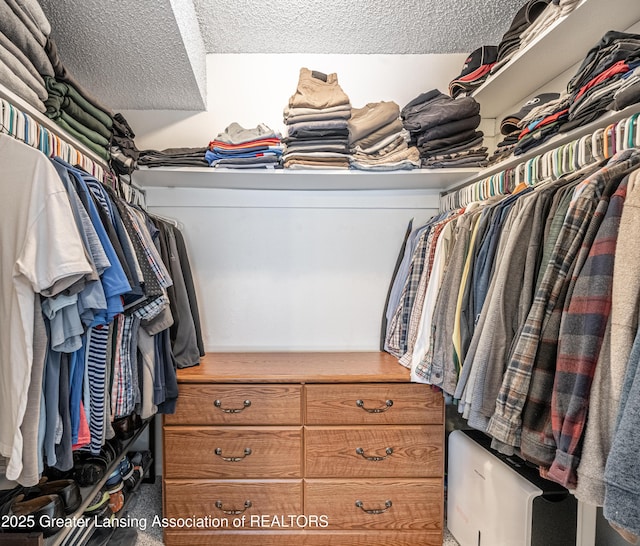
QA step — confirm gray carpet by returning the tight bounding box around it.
[129,480,163,546]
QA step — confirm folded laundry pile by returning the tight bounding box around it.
[491,0,580,76]
[491,0,552,74]
[449,46,498,98]
[508,30,640,157]
[282,68,352,170]
[138,147,209,168]
[401,89,488,168]
[44,75,113,161]
[489,92,560,164]
[348,101,420,171]
[0,0,53,113]
[564,30,640,130]
[206,122,283,169]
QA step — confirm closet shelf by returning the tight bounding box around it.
[0,82,110,171]
[443,101,640,195]
[131,166,480,191]
[472,0,640,118]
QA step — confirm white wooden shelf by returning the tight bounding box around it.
[132,166,480,191]
[472,0,640,118]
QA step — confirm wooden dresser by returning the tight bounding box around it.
[162,352,444,545]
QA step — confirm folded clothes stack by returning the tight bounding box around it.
[488,92,560,164]
[517,0,581,55]
[563,31,640,131]
[401,89,488,168]
[491,0,579,77]
[0,0,53,112]
[110,113,140,175]
[349,101,420,171]
[44,75,113,161]
[491,0,552,75]
[449,46,498,98]
[282,68,352,170]
[138,147,209,168]
[45,37,143,170]
[514,93,569,155]
[509,31,640,157]
[205,122,283,169]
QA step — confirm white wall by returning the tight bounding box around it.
[121,52,468,150]
[147,187,438,351]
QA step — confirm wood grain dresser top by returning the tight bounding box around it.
[176,352,411,384]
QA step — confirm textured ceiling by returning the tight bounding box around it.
[194,0,526,54]
[39,0,526,111]
[39,0,207,111]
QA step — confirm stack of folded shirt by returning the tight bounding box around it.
[348,101,420,171]
[517,0,581,55]
[562,31,640,132]
[491,0,552,75]
[43,76,113,161]
[514,92,570,155]
[282,68,352,170]
[511,30,640,157]
[110,113,140,175]
[449,46,498,98]
[0,0,54,112]
[206,122,283,169]
[489,92,559,163]
[401,89,488,168]
[138,147,208,168]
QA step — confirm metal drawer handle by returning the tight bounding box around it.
[355,500,392,515]
[355,399,393,413]
[214,447,252,462]
[215,500,252,515]
[355,447,393,461]
[214,399,251,413]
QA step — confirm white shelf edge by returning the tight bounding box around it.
[0,81,111,171]
[132,167,481,192]
[442,102,640,195]
[471,0,640,118]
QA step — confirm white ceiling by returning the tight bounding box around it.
[39,0,526,111]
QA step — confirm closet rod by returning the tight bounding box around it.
[439,101,640,199]
[0,81,111,175]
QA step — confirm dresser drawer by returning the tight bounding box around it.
[304,479,442,531]
[305,384,442,425]
[305,426,442,478]
[165,384,302,425]
[164,480,303,529]
[164,427,302,478]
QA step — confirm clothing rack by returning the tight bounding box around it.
[0,83,147,209]
[439,103,640,211]
[0,81,109,181]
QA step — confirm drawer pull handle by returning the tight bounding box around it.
[355,446,393,461]
[355,499,392,515]
[356,399,393,413]
[214,447,252,462]
[214,399,251,413]
[215,500,252,515]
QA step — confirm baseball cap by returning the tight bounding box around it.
[449,46,499,97]
[500,92,560,135]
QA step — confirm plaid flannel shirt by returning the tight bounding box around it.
[546,177,628,487]
[486,149,640,448]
